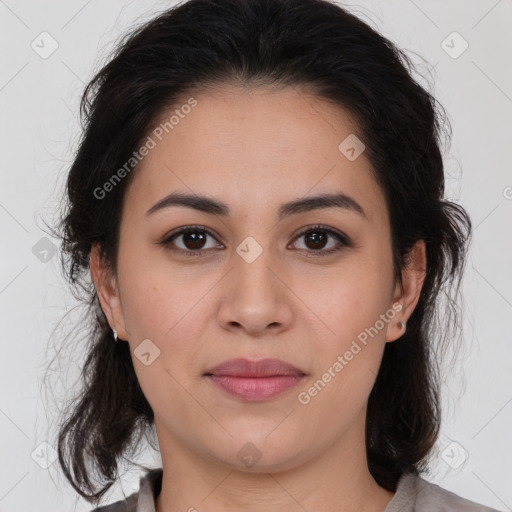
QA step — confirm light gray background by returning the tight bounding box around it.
[0,1,511,511]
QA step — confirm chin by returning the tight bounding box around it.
[203,433,310,474]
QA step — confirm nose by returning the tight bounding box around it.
[216,248,294,337]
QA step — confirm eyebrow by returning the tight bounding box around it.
[146,191,367,221]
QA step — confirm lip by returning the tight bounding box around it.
[204,358,306,402]
[205,358,305,377]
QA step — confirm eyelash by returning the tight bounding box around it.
[159,224,350,258]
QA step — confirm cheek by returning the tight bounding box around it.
[117,257,217,389]
[296,250,394,394]
[296,275,390,417]
[301,253,394,340]
[117,246,205,339]
[119,271,206,417]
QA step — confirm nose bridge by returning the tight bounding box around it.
[217,234,293,334]
[232,235,281,303]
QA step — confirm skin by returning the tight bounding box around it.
[91,84,426,512]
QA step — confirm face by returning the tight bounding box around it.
[93,84,424,473]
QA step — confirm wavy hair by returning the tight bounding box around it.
[54,0,471,503]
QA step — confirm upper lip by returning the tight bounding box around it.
[204,358,306,377]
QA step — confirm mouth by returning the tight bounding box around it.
[204,358,307,402]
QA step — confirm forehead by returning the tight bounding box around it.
[124,84,387,224]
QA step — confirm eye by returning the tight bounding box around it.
[159,224,350,257]
[289,225,350,256]
[159,225,223,256]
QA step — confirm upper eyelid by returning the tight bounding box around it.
[164,225,221,242]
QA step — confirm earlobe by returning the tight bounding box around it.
[386,240,427,343]
[90,244,128,340]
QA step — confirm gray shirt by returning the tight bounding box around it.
[91,468,502,511]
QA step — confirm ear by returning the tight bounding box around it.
[90,243,129,340]
[386,240,427,343]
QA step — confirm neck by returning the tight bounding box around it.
[154,415,394,512]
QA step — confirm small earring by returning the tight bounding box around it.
[112,328,118,342]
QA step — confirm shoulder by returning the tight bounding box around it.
[89,493,138,512]
[389,472,503,512]
[414,475,503,512]
[89,468,163,512]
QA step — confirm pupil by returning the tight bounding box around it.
[185,231,206,249]
[306,231,326,250]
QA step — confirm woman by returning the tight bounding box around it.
[56,0,501,510]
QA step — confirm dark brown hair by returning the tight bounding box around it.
[55,0,471,503]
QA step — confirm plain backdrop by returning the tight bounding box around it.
[0,1,511,511]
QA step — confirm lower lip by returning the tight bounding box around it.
[207,374,305,401]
